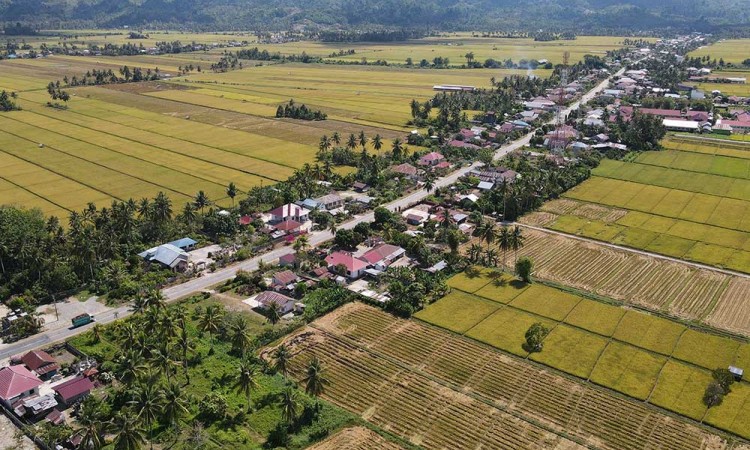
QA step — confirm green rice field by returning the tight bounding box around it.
[419,268,750,434]
[537,137,750,273]
[689,39,750,65]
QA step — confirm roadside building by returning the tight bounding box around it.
[0,365,43,408]
[254,291,297,314]
[269,203,310,223]
[361,244,406,270]
[18,350,59,380]
[138,244,189,272]
[325,251,369,279]
[53,376,94,408]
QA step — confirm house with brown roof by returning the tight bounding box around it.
[0,365,43,407]
[313,193,345,211]
[361,244,406,270]
[254,291,297,314]
[390,163,420,180]
[418,152,445,167]
[18,350,59,380]
[53,376,94,407]
[272,270,300,288]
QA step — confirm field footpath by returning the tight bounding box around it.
[0,67,625,361]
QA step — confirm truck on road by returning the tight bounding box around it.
[71,313,94,328]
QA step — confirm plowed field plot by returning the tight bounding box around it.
[502,227,744,331]
[271,303,736,449]
[539,139,750,273]
[307,426,405,450]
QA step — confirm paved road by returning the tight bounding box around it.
[0,68,624,361]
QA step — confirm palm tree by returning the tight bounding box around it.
[292,234,310,254]
[234,360,259,412]
[194,191,211,213]
[161,382,189,431]
[116,349,147,385]
[498,226,512,269]
[468,243,483,264]
[176,325,194,384]
[372,134,382,154]
[303,356,329,398]
[111,412,146,450]
[199,305,223,351]
[226,182,238,207]
[331,131,341,146]
[128,382,163,450]
[180,202,198,228]
[510,225,525,265]
[75,397,106,450]
[279,386,301,427]
[91,324,103,343]
[151,347,177,383]
[358,130,368,150]
[391,138,403,161]
[144,289,166,310]
[477,221,498,251]
[346,133,357,150]
[273,344,291,377]
[265,301,282,325]
[328,221,338,237]
[424,176,436,194]
[229,315,253,356]
[318,135,331,153]
[151,192,172,225]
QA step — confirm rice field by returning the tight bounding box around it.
[689,39,750,65]
[273,303,736,449]
[418,273,750,432]
[537,137,750,274]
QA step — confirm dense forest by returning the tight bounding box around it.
[1,0,749,33]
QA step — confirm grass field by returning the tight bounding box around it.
[277,303,733,448]
[689,39,750,65]
[536,137,750,274]
[416,272,750,430]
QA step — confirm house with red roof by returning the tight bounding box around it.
[325,251,369,279]
[390,163,420,180]
[19,350,59,380]
[254,291,297,314]
[53,376,94,407]
[0,365,43,407]
[272,270,300,288]
[418,152,445,167]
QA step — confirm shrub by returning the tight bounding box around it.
[515,257,533,283]
[524,322,549,353]
[712,368,735,393]
[703,380,726,408]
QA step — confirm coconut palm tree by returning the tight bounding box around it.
[128,382,163,450]
[391,138,403,161]
[358,130,367,150]
[111,412,146,450]
[467,243,483,264]
[229,315,253,356]
[226,182,238,207]
[372,134,382,154]
[150,347,177,384]
[75,396,106,450]
[510,225,525,265]
[91,324,103,343]
[328,221,338,237]
[331,132,341,146]
[279,386,301,427]
[303,356,329,398]
[273,344,291,377]
[199,305,223,351]
[424,175,436,194]
[234,360,259,412]
[194,191,211,213]
[346,133,358,150]
[477,220,497,251]
[498,226,512,269]
[292,234,310,254]
[161,382,189,431]
[265,301,282,325]
[115,349,147,385]
[176,325,194,384]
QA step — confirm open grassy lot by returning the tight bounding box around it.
[290,303,732,447]
[418,271,750,431]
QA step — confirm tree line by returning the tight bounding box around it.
[0,90,20,111]
[275,99,327,121]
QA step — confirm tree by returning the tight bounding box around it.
[510,225,525,264]
[358,130,368,150]
[373,134,383,153]
[176,325,194,384]
[292,234,310,254]
[303,356,329,397]
[524,322,549,352]
[111,412,146,450]
[234,360,260,412]
[226,182,238,207]
[128,382,163,450]
[194,190,211,213]
[347,133,358,150]
[161,382,189,431]
[265,300,282,325]
[477,220,497,251]
[712,368,736,393]
[515,257,533,283]
[704,380,726,407]
[278,386,301,427]
[497,226,511,269]
[391,138,404,161]
[331,132,341,146]
[229,315,253,356]
[424,175,436,194]
[199,305,223,351]
[273,344,291,377]
[75,396,107,450]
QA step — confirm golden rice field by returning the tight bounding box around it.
[689,39,750,65]
[271,303,735,450]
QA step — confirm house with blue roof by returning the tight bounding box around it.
[167,237,197,251]
[138,244,190,272]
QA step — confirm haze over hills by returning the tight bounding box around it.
[2,0,750,33]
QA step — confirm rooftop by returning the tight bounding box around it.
[0,365,43,400]
[53,376,94,403]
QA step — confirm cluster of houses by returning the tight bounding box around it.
[0,349,96,430]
